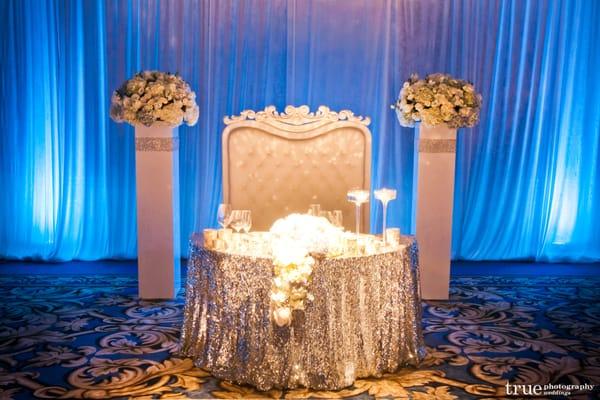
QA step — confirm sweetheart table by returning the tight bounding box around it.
[180,234,425,390]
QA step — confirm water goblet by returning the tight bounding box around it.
[235,210,252,252]
[217,203,232,229]
[347,189,370,235]
[241,210,252,233]
[374,188,397,245]
[229,210,245,253]
[331,210,343,228]
[308,204,321,216]
[229,210,244,233]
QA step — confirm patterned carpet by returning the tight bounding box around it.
[0,273,598,399]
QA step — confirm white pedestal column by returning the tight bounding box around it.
[134,125,181,299]
[414,124,457,300]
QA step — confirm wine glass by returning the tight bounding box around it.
[374,188,397,245]
[347,189,370,235]
[308,204,321,216]
[228,210,245,253]
[229,210,245,233]
[217,203,232,229]
[331,210,343,228]
[241,210,252,233]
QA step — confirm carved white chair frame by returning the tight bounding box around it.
[222,105,372,231]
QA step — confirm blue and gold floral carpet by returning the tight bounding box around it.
[0,273,598,399]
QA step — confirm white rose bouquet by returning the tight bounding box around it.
[392,73,482,128]
[110,71,199,127]
[270,247,315,327]
[268,214,345,326]
[270,213,343,255]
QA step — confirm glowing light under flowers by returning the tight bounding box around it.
[268,214,345,326]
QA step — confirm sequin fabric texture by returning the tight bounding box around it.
[180,236,425,390]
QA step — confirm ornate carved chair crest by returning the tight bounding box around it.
[222,105,372,231]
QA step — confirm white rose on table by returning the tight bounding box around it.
[297,259,313,276]
[270,290,287,304]
[273,307,292,327]
[272,244,308,267]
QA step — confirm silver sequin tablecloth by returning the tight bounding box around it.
[180,236,425,390]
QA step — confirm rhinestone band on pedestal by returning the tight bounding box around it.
[135,137,179,152]
[419,138,456,153]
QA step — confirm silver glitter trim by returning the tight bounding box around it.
[135,137,179,152]
[419,138,456,153]
[180,236,425,390]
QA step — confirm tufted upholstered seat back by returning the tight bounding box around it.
[222,105,372,232]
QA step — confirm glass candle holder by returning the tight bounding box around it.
[374,188,397,245]
[347,189,370,235]
[385,228,401,248]
[203,228,218,249]
[217,228,233,251]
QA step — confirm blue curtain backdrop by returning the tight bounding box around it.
[1,0,599,261]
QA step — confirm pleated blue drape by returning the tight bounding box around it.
[1,0,599,262]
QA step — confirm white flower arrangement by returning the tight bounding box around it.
[392,73,482,128]
[270,247,315,327]
[270,213,344,255]
[268,214,344,326]
[110,71,199,127]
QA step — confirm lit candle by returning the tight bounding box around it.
[217,228,233,251]
[218,228,232,241]
[385,228,401,247]
[203,228,218,249]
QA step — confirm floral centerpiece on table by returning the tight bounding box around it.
[269,214,344,327]
[392,73,482,128]
[110,71,199,127]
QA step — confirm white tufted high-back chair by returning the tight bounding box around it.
[222,105,372,232]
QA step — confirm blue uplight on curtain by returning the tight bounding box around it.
[1,0,599,262]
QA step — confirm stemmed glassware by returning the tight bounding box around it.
[347,189,370,235]
[229,210,246,233]
[374,188,397,245]
[317,209,344,228]
[240,210,252,233]
[308,204,321,216]
[217,203,232,228]
[229,210,252,252]
[323,210,343,228]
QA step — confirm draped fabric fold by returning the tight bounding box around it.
[1,0,599,261]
